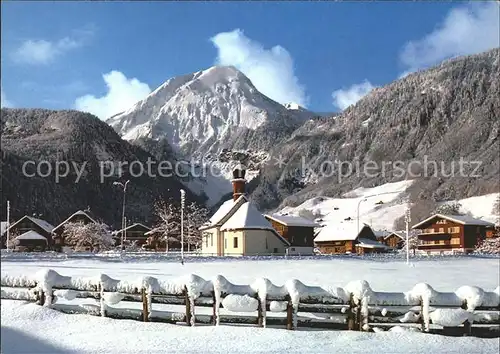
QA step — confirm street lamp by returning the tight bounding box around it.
[404,199,411,265]
[113,180,130,251]
[6,200,10,251]
[180,189,186,265]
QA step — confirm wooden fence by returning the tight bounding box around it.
[1,269,499,337]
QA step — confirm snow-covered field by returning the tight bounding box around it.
[1,255,499,353]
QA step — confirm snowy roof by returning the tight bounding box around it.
[412,214,495,229]
[373,230,390,238]
[314,222,372,242]
[115,223,151,233]
[264,214,320,228]
[53,210,99,233]
[220,202,275,231]
[201,195,248,230]
[15,230,47,242]
[355,238,388,249]
[8,216,55,233]
[1,221,7,236]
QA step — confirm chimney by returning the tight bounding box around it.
[231,165,246,201]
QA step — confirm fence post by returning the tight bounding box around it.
[461,300,471,336]
[418,298,425,332]
[211,291,217,325]
[184,286,193,326]
[357,299,363,331]
[257,296,263,327]
[38,288,46,306]
[142,287,149,322]
[347,293,355,330]
[286,296,294,330]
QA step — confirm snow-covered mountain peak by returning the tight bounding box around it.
[107,65,312,155]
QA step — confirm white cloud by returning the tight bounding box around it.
[210,29,307,107]
[331,80,375,111]
[400,2,500,71]
[1,87,13,108]
[11,25,95,65]
[74,70,151,120]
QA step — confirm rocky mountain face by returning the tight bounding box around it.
[251,49,500,218]
[0,109,201,227]
[2,49,498,225]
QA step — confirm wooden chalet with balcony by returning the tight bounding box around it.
[314,222,389,255]
[264,214,319,254]
[412,214,496,255]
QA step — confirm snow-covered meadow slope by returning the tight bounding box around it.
[278,180,499,231]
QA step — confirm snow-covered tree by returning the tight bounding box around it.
[434,202,463,215]
[185,202,209,251]
[152,200,180,252]
[398,231,420,256]
[474,238,500,255]
[493,194,500,226]
[62,221,114,252]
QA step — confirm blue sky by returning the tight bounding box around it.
[1,1,498,117]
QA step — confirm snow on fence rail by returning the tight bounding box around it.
[1,269,499,337]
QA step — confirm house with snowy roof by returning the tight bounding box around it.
[412,213,496,255]
[264,214,320,254]
[52,209,102,250]
[7,215,55,249]
[112,223,151,246]
[314,222,388,255]
[199,167,290,256]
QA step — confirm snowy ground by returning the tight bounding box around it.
[2,255,499,353]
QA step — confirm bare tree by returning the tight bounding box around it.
[153,200,180,252]
[398,231,421,256]
[62,221,114,252]
[185,202,209,251]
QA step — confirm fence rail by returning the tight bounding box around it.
[1,269,499,337]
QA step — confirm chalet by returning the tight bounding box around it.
[381,231,406,249]
[412,213,496,255]
[52,210,100,250]
[199,167,290,256]
[14,230,48,252]
[264,214,319,254]
[7,215,55,249]
[112,223,151,246]
[314,222,389,255]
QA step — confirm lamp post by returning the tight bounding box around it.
[404,199,411,265]
[113,180,130,251]
[180,189,186,265]
[6,200,10,251]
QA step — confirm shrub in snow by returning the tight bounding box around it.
[62,222,114,252]
[474,237,500,255]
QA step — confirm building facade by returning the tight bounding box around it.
[412,214,496,254]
